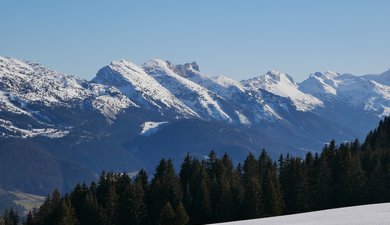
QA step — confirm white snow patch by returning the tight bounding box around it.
[235,111,250,125]
[0,119,69,138]
[381,106,390,117]
[209,203,390,225]
[140,121,169,136]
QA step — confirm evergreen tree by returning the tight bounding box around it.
[70,183,89,220]
[104,184,118,225]
[131,179,149,225]
[115,184,133,225]
[57,199,78,225]
[242,153,262,219]
[1,209,19,225]
[23,211,33,225]
[190,160,212,224]
[231,163,245,220]
[302,152,319,211]
[179,154,194,212]
[313,144,335,210]
[174,202,189,225]
[149,159,182,224]
[159,202,176,225]
[214,157,235,222]
[259,150,283,216]
[79,193,104,225]
[135,169,149,194]
[280,156,305,213]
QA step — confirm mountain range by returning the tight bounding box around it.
[0,55,389,195]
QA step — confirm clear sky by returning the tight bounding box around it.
[1,0,389,81]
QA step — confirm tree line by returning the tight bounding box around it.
[1,117,390,225]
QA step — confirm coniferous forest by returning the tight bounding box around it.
[1,117,390,225]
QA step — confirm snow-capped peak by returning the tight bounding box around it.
[300,70,390,117]
[312,71,340,79]
[142,59,232,121]
[170,61,200,77]
[265,70,296,85]
[299,71,340,96]
[242,70,323,111]
[93,59,198,117]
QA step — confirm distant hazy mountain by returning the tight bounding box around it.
[0,55,388,195]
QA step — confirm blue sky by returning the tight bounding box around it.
[1,0,389,81]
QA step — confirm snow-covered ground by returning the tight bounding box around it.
[140,121,169,136]
[209,203,390,225]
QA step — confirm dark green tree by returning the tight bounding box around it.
[1,209,19,225]
[174,202,189,225]
[242,153,262,219]
[159,202,176,225]
[57,198,78,225]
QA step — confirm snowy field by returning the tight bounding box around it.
[209,203,390,225]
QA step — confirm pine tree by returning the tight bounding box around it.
[149,159,182,224]
[334,144,366,207]
[135,169,149,194]
[23,211,33,225]
[131,179,149,225]
[302,152,319,211]
[190,161,212,224]
[179,154,194,212]
[279,155,305,213]
[79,193,105,225]
[174,202,189,225]
[115,184,133,225]
[104,184,118,225]
[216,153,236,221]
[159,202,176,225]
[1,209,19,225]
[57,199,78,225]
[242,153,262,219]
[70,183,89,220]
[314,148,334,210]
[231,163,245,220]
[259,150,283,216]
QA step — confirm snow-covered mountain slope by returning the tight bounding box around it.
[0,56,138,138]
[0,57,143,138]
[298,71,339,96]
[145,60,288,124]
[0,118,69,138]
[93,60,197,118]
[363,69,390,86]
[0,56,137,118]
[142,59,232,121]
[300,71,390,117]
[209,203,390,225]
[169,61,245,99]
[242,70,323,111]
[0,56,89,106]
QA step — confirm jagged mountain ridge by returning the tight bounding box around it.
[0,55,389,195]
[300,71,390,117]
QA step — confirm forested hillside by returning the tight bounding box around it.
[1,117,390,225]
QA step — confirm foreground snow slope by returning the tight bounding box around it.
[209,203,390,225]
